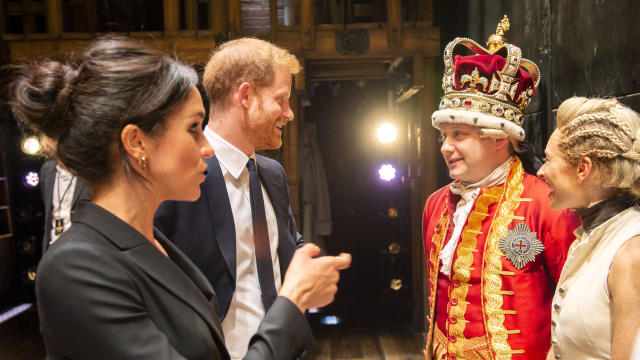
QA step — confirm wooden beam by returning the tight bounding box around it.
[211,0,228,37]
[4,24,440,62]
[386,0,402,48]
[270,0,277,41]
[300,0,313,49]
[418,0,433,23]
[185,0,198,30]
[163,0,180,33]
[420,56,439,205]
[85,0,98,33]
[228,0,242,37]
[7,1,46,15]
[0,1,6,63]
[46,0,63,35]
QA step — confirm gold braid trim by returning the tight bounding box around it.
[425,198,451,359]
[447,187,502,357]
[481,157,525,359]
[433,326,492,360]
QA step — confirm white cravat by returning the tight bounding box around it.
[439,156,513,276]
[204,127,281,360]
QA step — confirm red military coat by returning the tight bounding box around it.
[422,157,581,360]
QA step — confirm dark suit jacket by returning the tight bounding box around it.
[37,202,313,360]
[155,154,303,318]
[40,159,91,252]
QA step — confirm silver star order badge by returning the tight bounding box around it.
[499,223,544,270]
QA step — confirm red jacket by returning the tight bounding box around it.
[423,157,581,360]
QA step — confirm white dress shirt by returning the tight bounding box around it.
[204,127,282,360]
[50,165,77,244]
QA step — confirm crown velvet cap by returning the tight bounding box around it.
[432,15,541,141]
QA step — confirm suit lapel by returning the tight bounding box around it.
[256,156,296,277]
[74,203,226,347]
[153,230,226,345]
[203,156,237,282]
[42,161,57,251]
[70,179,91,209]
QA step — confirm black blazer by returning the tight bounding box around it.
[36,202,313,359]
[40,159,91,252]
[155,154,304,318]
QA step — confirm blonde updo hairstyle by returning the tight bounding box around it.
[555,96,640,198]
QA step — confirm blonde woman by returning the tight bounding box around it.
[537,97,640,359]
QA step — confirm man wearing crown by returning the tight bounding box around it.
[422,17,581,360]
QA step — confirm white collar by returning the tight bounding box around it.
[450,156,513,195]
[204,126,254,179]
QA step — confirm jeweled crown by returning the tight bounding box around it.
[432,15,541,141]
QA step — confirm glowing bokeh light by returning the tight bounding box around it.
[377,123,398,143]
[21,137,42,155]
[378,164,397,181]
[24,172,39,187]
[0,303,32,325]
[320,315,341,325]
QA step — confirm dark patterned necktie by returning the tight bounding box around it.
[246,158,277,311]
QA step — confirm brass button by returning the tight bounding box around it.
[450,298,458,306]
[554,304,561,312]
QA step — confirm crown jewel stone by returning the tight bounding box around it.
[504,109,515,120]
[491,104,505,116]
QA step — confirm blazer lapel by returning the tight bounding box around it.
[203,156,237,282]
[74,203,226,345]
[153,230,226,343]
[70,179,91,209]
[256,156,296,277]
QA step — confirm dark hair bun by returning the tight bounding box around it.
[10,61,78,140]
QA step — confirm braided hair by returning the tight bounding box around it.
[556,97,640,198]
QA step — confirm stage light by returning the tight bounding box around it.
[21,136,42,155]
[390,278,403,291]
[387,206,398,218]
[320,315,342,325]
[377,123,397,143]
[378,164,396,182]
[18,236,36,255]
[388,242,401,255]
[0,303,32,324]
[23,267,37,283]
[23,171,39,187]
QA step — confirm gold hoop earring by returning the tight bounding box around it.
[137,156,147,169]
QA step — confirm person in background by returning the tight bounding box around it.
[39,158,90,252]
[538,97,640,360]
[421,16,581,360]
[155,38,318,359]
[9,36,350,359]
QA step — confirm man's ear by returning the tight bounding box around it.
[494,137,510,151]
[576,156,594,184]
[237,82,251,109]
[120,124,148,162]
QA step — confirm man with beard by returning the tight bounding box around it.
[155,38,315,359]
[422,17,581,360]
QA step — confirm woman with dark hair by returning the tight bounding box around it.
[9,37,350,359]
[537,97,640,360]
